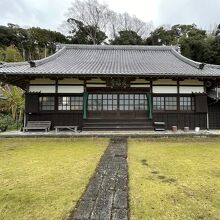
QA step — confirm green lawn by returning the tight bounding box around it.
[0,138,108,220]
[128,138,220,220]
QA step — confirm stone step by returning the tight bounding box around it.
[83,125,153,131]
[84,122,152,125]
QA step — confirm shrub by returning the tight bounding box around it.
[0,114,14,132]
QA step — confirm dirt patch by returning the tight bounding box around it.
[158,175,166,179]
[141,159,148,166]
[162,178,177,184]
[150,171,177,184]
[144,176,154,181]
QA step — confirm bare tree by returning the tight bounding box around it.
[64,0,153,42]
[66,0,110,44]
[108,12,153,39]
[107,11,118,39]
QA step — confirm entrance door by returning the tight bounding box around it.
[87,93,148,120]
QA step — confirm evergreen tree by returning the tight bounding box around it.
[68,19,107,44]
[111,30,143,45]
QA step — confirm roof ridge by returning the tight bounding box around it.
[0,47,67,69]
[205,63,220,69]
[0,61,28,68]
[171,48,202,69]
[32,46,67,67]
[59,44,179,51]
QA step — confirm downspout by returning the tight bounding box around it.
[83,92,88,120]
[207,109,209,130]
[177,80,180,129]
[23,83,30,130]
[147,93,153,120]
[23,109,27,129]
[205,83,209,130]
[207,86,219,130]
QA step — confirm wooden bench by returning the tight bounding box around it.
[153,121,166,131]
[54,126,78,133]
[23,121,51,132]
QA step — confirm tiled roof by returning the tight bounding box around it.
[0,44,220,77]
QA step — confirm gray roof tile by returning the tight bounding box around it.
[0,44,220,77]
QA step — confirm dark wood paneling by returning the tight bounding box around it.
[208,100,220,129]
[153,112,207,130]
[195,95,208,113]
[26,112,83,129]
[88,111,148,120]
[25,94,39,113]
[24,92,210,130]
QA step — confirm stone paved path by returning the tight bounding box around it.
[68,137,128,220]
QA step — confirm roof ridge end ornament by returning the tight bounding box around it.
[55,43,62,52]
[199,63,205,70]
[29,61,36,68]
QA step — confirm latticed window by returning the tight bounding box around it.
[153,97,165,110]
[58,97,70,110]
[70,97,83,110]
[153,96,177,111]
[153,96,195,111]
[102,94,118,111]
[58,96,83,110]
[88,94,102,111]
[88,93,148,111]
[39,96,55,111]
[88,94,116,111]
[165,97,177,110]
[119,94,148,111]
[180,97,195,111]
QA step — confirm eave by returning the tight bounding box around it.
[1,73,220,91]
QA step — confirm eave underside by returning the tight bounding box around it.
[1,73,220,90]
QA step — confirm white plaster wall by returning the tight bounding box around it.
[153,79,177,85]
[58,78,84,84]
[86,78,105,83]
[29,78,55,84]
[180,79,204,85]
[86,84,106,87]
[29,85,55,93]
[58,85,84,93]
[131,79,150,84]
[179,86,204,93]
[130,84,150,88]
[153,86,177,93]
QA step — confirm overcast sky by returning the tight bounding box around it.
[0,0,219,32]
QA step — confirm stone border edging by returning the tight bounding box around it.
[68,137,128,220]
